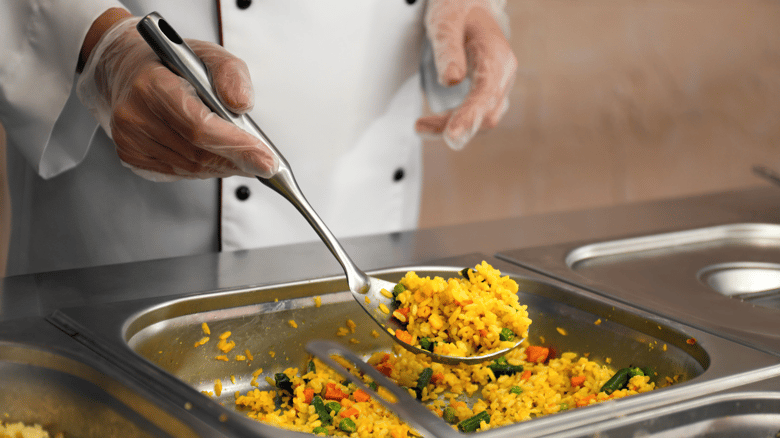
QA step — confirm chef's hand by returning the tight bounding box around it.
[76,9,277,181]
[415,0,518,150]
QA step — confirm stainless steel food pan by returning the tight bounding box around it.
[47,255,780,437]
[0,319,225,438]
[497,223,780,355]
[559,377,780,438]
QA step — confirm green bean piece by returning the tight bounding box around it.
[311,396,332,426]
[419,337,435,352]
[325,401,342,415]
[600,367,632,395]
[499,328,516,342]
[627,367,645,378]
[312,426,329,436]
[338,418,357,433]
[510,386,523,395]
[392,283,405,298]
[306,360,317,374]
[415,367,434,399]
[442,407,458,424]
[274,373,293,393]
[488,357,524,377]
[457,411,490,433]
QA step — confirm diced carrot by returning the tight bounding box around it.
[375,361,393,377]
[521,370,532,381]
[395,330,413,344]
[576,394,596,407]
[478,329,488,338]
[570,375,587,387]
[431,373,445,384]
[324,382,349,401]
[396,307,410,317]
[303,387,315,404]
[340,407,360,418]
[353,389,370,403]
[526,346,550,363]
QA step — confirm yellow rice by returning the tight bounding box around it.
[216,262,657,436]
[0,422,61,438]
[392,261,532,358]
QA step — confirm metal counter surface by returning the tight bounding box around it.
[1,186,778,322]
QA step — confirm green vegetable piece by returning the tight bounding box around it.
[392,283,405,297]
[488,357,523,377]
[368,381,378,392]
[311,396,332,426]
[338,418,357,433]
[627,367,645,378]
[499,328,516,342]
[306,360,317,374]
[641,367,654,378]
[600,367,632,395]
[457,411,490,433]
[325,401,342,415]
[312,426,329,436]
[443,406,458,424]
[559,402,570,411]
[274,372,293,393]
[510,386,523,395]
[459,267,473,279]
[415,367,434,399]
[419,337,434,352]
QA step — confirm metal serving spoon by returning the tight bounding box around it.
[136,12,522,364]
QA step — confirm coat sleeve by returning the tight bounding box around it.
[0,0,125,179]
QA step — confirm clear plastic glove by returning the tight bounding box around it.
[77,17,277,181]
[416,0,518,150]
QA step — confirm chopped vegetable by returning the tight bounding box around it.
[457,411,490,433]
[499,328,516,341]
[392,283,405,298]
[395,329,413,345]
[303,387,315,404]
[510,386,523,395]
[442,406,458,424]
[274,373,293,393]
[326,401,342,415]
[352,389,370,403]
[600,367,631,394]
[324,382,349,401]
[570,375,587,387]
[312,426,328,435]
[339,407,359,419]
[419,337,435,352]
[525,346,550,363]
[488,357,524,377]
[415,367,434,399]
[311,396,332,425]
[338,418,357,433]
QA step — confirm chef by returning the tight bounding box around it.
[0,0,517,276]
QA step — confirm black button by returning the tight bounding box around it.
[393,168,405,182]
[406,0,416,4]
[237,0,251,10]
[235,185,250,201]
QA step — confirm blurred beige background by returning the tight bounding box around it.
[420,0,780,228]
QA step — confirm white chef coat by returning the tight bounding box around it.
[1,0,427,276]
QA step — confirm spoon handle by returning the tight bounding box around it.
[137,12,369,293]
